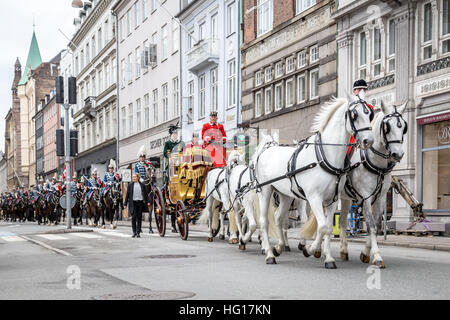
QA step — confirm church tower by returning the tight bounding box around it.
[12,58,21,98]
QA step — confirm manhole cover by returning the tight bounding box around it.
[92,291,196,300]
[141,254,196,259]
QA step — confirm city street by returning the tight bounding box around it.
[1,221,449,300]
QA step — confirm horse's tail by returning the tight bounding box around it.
[198,198,221,230]
[300,209,317,240]
[245,190,277,239]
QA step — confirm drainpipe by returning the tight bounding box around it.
[112,10,120,168]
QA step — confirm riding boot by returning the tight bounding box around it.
[148,212,153,233]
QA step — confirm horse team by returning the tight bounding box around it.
[0,180,123,229]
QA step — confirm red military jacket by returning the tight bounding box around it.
[201,122,227,144]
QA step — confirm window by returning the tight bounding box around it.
[297,51,307,68]
[121,107,126,137]
[227,2,236,36]
[373,27,381,76]
[120,59,125,87]
[172,22,179,53]
[104,20,109,44]
[188,28,194,49]
[136,99,142,132]
[199,75,206,118]
[128,103,134,135]
[127,53,133,83]
[296,0,316,14]
[173,77,179,117]
[275,62,283,78]
[161,25,168,60]
[228,59,236,108]
[153,89,158,125]
[359,32,367,78]
[120,17,124,41]
[211,14,218,39]
[135,47,141,78]
[310,45,319,63]
[162,83,168,122]
[98,69,103,93]
[199,22,206,41]
[265,66,272,82]
[297,74,306,103]
[151,32,158,66]
[421,120,450,210]
[105,109,110,139]
[135,1,141,27]
[257,0,273,36]
[92,35,96,58]
[151,0,157,12]
[81,125,85,151]
[255,91,263,117]
[442,0,450,53]
[144,94,150,129]
[388,20,396,72]
[87,123,91,149]
[86,43,90,64]
[80,50,85,70]
[92,75,96,96]
[286,56,295,73]
[310,69,319,99]
[265,87,272,114]
[423,2,433,59]
[207,69,217,113]
[188,81,194,123]
[105,63,111,88]
[98,115,103,142]
[255,70,263,86]
[112,105,117,138]
[143,0,148,20]
[112,57,117,83]
[286,78,294,107]
[126,10,131,35]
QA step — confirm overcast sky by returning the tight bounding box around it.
[0,0,76,152]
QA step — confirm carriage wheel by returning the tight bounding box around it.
[176,201,189,240]
[152,188,166,237]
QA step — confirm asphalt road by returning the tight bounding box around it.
[0,221,449,300]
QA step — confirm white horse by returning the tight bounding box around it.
[199,159,239,243]
[300,100,408,269]
[252,97,375,268]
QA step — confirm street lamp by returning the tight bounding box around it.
[71,0,83,8]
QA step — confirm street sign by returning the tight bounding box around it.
[60,194,76,209]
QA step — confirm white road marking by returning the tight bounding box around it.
[1,236,27,242]
[70,232,104,239]
[98,231,130,238]
[36,234,69,241]
[21,235,73,256]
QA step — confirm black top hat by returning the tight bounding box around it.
[210,111,218,117]
[353,79,368,90]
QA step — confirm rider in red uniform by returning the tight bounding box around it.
[201,111,227,167]
[348,79,375,156]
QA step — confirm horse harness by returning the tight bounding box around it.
[344,110,407,205]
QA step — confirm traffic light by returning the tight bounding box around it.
[56,129,64,156]
[70,130,78,157]
[68,77,77,105]
[55,76,64,104]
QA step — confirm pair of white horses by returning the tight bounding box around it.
[200,96,407,269]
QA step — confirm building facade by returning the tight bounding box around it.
[334,0,450,222]
[178,0,241,146]
[240,0,337,145]
[5,59,26,189]
[69,0,118,179]
[113,0,180,180]
[0,152,7,193]
[42,93,62,182]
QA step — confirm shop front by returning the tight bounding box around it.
[418,111,450,221]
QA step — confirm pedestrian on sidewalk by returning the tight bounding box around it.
[124,173,150,238]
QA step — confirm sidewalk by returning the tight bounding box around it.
[117,220,450,252]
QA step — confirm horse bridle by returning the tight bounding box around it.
[346,99,374,141]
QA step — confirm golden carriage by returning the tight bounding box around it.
[155,145,213,240]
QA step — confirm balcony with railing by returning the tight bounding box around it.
[83,96,97,119]
[186,38,219,74]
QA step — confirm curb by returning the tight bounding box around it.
[331,237,450,252]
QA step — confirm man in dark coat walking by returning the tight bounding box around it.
[124,173,150,238]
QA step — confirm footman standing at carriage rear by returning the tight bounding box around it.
[201,111,227,168]
[134,145,154,233]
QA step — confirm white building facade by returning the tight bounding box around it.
[335,0,450,223]
[69,0,118,179]
[177,0,241,145]
[113,0,181,180]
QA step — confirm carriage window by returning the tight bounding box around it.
[422,120,450,210]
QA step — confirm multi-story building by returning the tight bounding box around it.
[69,0,118,179]
[34,99,44,182]
[0,152,7,193]
[334,0,450,223]
[240,0,337,145]
[177,0,241,146]
[5,58,25,189]
[113,0,180,180]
